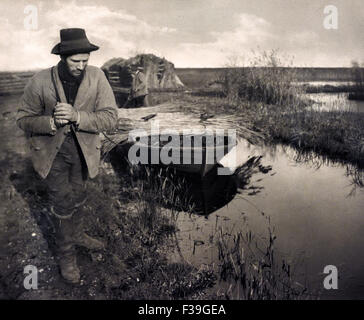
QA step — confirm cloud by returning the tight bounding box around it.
[0,0,177,71]
[0,15,57,71]
[46,1,176,38]
[0,1,360,70]
[168,14,329,67]
[169,13,277,67]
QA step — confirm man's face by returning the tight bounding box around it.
[65,53,90,77]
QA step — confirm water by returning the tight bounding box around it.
[172,140,364,299]
[305,92,364,113]
[294,80,364,113]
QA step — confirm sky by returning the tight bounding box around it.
[0,0,363,70]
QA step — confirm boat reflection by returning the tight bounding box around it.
[109,142,268,216]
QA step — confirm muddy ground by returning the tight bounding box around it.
[0,94,217,300]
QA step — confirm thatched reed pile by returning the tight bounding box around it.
[102,54,185,102]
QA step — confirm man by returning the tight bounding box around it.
[17,28,118,284]
[128,65,149,107]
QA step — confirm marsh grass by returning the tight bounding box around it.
[247,101,364,169]
[220,50,305,108]
[215,222,313,300]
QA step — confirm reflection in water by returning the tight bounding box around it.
[110,138,364,299]
[278,143,364,195]
[165,156,271,215]
[181,166,237,215]
[109,140,270,216]
[174,140,364,299]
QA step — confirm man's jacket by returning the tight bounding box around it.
[17,65,118,179]
[131,71,148,98]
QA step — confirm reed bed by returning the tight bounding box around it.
[215,224,312,300]
[219,50,305,108]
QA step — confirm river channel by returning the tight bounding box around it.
[172,139,364,299]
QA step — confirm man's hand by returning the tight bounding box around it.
[54,103,78,124]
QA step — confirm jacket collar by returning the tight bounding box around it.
[52,64,90,110]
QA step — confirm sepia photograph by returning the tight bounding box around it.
[0,0,364,305]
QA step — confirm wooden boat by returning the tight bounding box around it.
[136,133,231,177]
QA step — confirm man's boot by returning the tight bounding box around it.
[58,244,80,284]
[72,210,105,250]
[53,216,80,284]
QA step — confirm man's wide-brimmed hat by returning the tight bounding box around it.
[51,28,99,55]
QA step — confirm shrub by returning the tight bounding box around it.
[220,50,303,108]
[349,61,364,100]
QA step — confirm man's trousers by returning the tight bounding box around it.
[45,131,88,219]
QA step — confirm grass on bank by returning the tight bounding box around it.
[3,150,217,299]
[219,50,305,107]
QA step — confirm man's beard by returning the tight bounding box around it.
[62,61,84,80]
[69,69,83,79]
